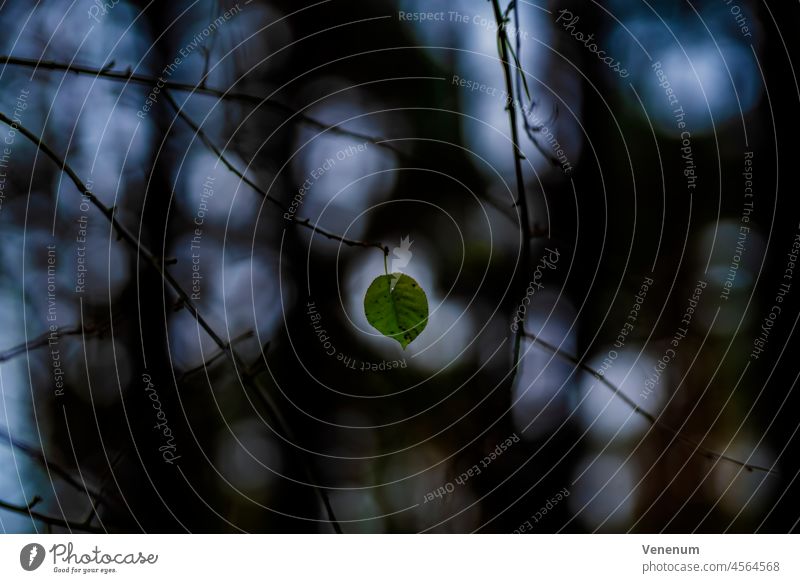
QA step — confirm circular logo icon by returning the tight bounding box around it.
[19,543,46,571]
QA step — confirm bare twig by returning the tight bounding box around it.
[1,55,534,243]
[0,55,403,158]
[0,112,344,533]
[522,331,779,475]
[0,321,121,525]
[510,1,562,168]
[0,427,106,500]
[177,330,255,381]
[162,90,388,256]
[0,320,112,364]
[80,448,126,528]
[483,193,548,238]
[491,0,534,381]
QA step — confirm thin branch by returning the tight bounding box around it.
[0,496,105,533]
[81,448,126,528]
[162,90,388,256]
[0,320,112,364]
[491,0,534,382]
[510,0,562,169]
[178,329,255,381]
[0,427,106,501]
[0,55,404,158]
[0,112,344,534]
[198,0,218,89]
[3,55,539,235]
[483,193,548,238]
[522,331,779,475]
[0,111,229,352]
[0,321,123,525]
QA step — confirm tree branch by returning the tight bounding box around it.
[509,1,563,169]
[0,112,344,533]
[0,320,112,364]
[491,0,534,382]
[162,90,388,256]
[0,321,116,504]
[0,427,106,502]
[522,331,779,475]
[0,55,404,158]
[177,330,255,381]
[0,52,536,245]
[80,448,126,528]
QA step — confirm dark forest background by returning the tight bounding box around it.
[0,0,799,533]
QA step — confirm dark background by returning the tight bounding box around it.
[0,0,798,533]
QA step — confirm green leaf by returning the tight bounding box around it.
[364,273,428,349]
